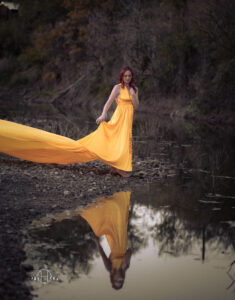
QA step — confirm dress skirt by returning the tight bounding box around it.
[0,101,133,171]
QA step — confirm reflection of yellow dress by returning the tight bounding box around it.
[0,83,133,171]
[77,191,131,272]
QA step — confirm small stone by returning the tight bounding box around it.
[64,190,70,196]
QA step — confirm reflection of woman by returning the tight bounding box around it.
[0,66,139,177]
[92,234,132,290]
[77,190,132,290]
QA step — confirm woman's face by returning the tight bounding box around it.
[123,70,132,85]
[111,270,125,289]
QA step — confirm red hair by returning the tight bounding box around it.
[118,66,137,93]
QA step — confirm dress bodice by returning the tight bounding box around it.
[115,83,132,104]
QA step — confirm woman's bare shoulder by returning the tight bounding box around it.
[112,84,120,94]
[130,86,138,94]
[114,83,121,89]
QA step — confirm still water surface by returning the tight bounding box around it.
[18,107,235,300]
[23,183,234,300]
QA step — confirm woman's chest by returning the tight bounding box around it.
[116,88,132,101]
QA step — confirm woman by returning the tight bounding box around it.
[0,66,139,177]
[77,190,132,290]
[96,66,139,177]
[37,190,133,289]
[92,234,132,290]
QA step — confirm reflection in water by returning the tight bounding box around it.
[29,190,133,290]
[23,185,234,299]
[76,191,132,290]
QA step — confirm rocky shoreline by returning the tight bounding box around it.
[0,153,175,300]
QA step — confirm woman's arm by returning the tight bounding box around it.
[92,234,112,272]
[130,87,139,110]
[121,249,132,271]
[96,85,120,125]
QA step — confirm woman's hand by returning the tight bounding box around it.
[96,113,106,125]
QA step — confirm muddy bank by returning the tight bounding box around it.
[0,152,177,300]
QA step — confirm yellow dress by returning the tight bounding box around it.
[0,83,134,171]
[77,190,131,272]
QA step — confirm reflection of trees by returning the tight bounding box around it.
[202,222,235,252]
[25,177,235,286]
[150,206,235,260]
[227,260,235,291]
[152,211,194,257]
[128,221,148,255]
[25,190,151,283]
[25,216,97,282]
[134,171,234,260]
[127,198,148,254]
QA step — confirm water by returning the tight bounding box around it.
[22,181,235,299]
[14,106,235,299]
[22,169,235,300]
